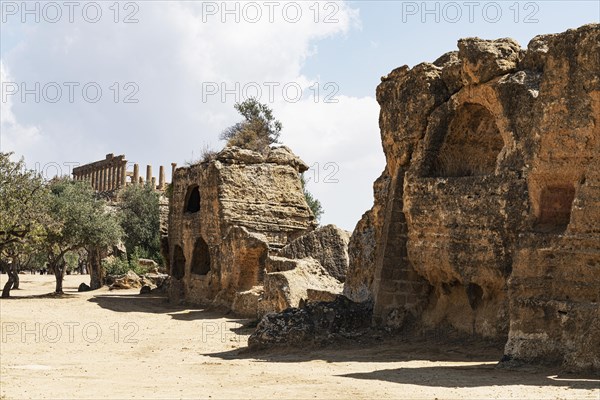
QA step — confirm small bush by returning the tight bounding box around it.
[200,144,217,162]
[103,255,130,276]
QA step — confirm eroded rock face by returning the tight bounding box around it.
[279,224,350,282]
[260,257,343,315]
[167,146,321,316]
[344,24,600,371]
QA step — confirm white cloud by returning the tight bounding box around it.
[277,95,383,230]
[0,60,42,155]
[0,1,381,230]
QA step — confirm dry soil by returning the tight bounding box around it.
[0,274,598,399]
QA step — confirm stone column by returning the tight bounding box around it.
[133,164,139,185]
[158,166,165,190]
[111,165,117,191]
[146,165,152,186]
[151,177,157,190]
[118,164,123,189]
[92,170,97,190]
[107,165,112,191]
[120,161,127,187]
[114,165,119,190]
[102,167,108,191]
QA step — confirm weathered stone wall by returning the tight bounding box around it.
[344,24,599,371]
[167,146,318,312]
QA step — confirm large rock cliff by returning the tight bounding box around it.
[344,24,599,371]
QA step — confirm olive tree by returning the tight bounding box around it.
[44,178,122,293]
[117,184,161,263]
[0,152,49,297]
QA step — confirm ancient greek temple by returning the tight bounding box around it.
[72,153,174,193]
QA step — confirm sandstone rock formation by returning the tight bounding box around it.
[167,146,346,316]
[279,224,350,282]
[259,257,343,315]
[107,270,168,291]
[344,24,599,371]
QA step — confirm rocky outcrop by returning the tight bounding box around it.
[279,224,350,282]
[344,24,599,371]
[248,295,373,348]
[167,146,326,316]
[259,257,343,315]
[108,271,169,291]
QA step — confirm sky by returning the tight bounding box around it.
[1,0,598,231]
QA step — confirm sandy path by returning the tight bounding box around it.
[0,274,598,399]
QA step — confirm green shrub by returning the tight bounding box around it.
[102,255,131,276]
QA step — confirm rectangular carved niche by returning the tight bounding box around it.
[535,185,575,233]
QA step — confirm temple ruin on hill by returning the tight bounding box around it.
[72,153,174,193]
[343,24,599,371]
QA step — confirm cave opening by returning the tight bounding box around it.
[185,185,201,213]
[191,237,211,276]
[433,103,504,177]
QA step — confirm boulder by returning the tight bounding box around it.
[457,37,521,85]
[109,270,142,290]
[249,295,373,348]
[216,146,265,164]
[259,257,343,316]
[142,272,169,287]
[78,283,91,292]
[265,146,309,173]
[232,287,263,318]
[138,258,158,269]
[279,224,350,282]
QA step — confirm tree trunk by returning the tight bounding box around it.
[53,256,66,294]
[1,262,18,298]
[88,247,104,290]
[12,271,19,289]
[12,258,20,289]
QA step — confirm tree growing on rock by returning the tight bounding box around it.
[220,101,324,222]
[220,98,282,153]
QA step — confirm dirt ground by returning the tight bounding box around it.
[0,274,598,400]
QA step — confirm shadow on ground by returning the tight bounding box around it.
[338,363,600,391]
[209,335,506,364]
[87,292,247,324]
[0,292,78,300]
[208,337,600,391]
